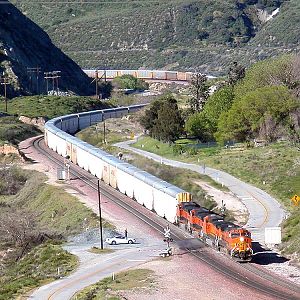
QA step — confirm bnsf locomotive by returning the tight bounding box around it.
[176,202,253,261]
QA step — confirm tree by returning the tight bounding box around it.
[152,100,184,143]
[185,86,235,141]
[228,61,245,85]
[215,86,299,143]
[234,55,300,98]
[189,72,209,112]
[140,94,183,143]
[140,99,163,134]
[185,112,212,141]
[201,86,235,133]
[99,81,113,99]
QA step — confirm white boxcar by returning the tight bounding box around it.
[116,163,138,198]
[133,171,156,207]
[55,131,68,157]
[61,114,79,134]
[75,140,91,171]
[49,130,65,154]
[153,187,178,222]
[88,147,107,179]
[46,125,59,150]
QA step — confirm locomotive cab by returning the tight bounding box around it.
[228,229,253,261]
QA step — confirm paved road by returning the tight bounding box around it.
[30,241,164,300]
[115,140,286,243]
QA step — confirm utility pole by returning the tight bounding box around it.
[27,67,41,94]
[44,71,61,95]
[55,71,61,94]
[103,120,106,144]
[95,70,99,98]
[98,67,107,82]
[1,75,9,113]
[104,68,107,83]
[44,72,51,95]
[97,180,104,249]
[91,70,100,99]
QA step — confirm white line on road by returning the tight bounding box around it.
[127,259,147,262]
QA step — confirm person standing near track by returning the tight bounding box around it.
[125,228,128,238]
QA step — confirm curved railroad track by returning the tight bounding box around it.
[31,136,300,300]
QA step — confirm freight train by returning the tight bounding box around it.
[176,202,253,261]
[45,105,191,223]
[83,69,215,82]
[44,105,252,261]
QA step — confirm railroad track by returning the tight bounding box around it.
[32,136,300,300]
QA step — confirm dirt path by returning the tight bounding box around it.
[194,180,248,224]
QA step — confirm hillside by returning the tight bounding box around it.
[11,0,300,75]
[0,1,94,97]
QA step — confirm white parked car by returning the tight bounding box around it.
[105,235,136,245]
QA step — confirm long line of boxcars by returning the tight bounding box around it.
[83,69,217,82]
[44,105,191,223]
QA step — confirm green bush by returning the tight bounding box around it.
[112,75,149,90]
[172,144,184,155]
[0,243,78,300]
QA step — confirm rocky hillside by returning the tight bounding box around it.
[0,1,93,97]
[10,0,300,75]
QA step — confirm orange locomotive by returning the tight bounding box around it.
[176,202,253,261]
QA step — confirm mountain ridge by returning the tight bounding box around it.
[10,0,300,75]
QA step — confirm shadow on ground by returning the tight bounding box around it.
[251,242,289,265]
[176,238,206,250]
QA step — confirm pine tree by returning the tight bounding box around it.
[189,72,209,113]
[140,95,183,143]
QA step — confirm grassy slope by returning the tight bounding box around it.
[0,95,111,119]
[8,170,101,235]
[0,169,109,299]
[0,243,78,300]
[133,136,300,256]
[71,269,155,300]
[0,116,41,146]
